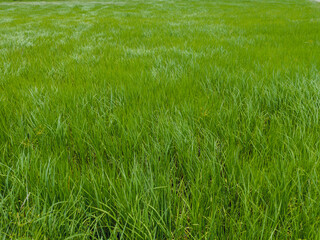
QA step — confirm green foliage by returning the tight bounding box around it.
[0,0,320,238]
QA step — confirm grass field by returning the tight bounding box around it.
[1,0,320,238]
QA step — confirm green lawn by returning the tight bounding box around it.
[0,0,320,238]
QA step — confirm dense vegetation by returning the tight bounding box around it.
[1,0,320,238]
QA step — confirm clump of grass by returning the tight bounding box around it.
[1,0,320,239]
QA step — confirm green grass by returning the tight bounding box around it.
[1,0,320,238]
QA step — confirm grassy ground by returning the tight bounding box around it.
[1,0,320,239]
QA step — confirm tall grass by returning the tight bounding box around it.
[0,0,320,238]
